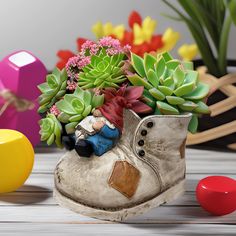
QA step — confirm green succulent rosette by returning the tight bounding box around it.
[38,68,67,113]
[55,87,104,134]
[39,114,63,148]
[78,48,127,89]
[128,52,210,133]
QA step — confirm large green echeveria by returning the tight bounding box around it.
[78,49,127,89]
[55,87,104,134]
[39,114,63,148]
[38,68,67,113]
[128,52,210,133]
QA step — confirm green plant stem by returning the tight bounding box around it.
[218,15,232,76]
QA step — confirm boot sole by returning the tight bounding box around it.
[54,179,185,222]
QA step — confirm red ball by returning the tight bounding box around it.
[196,176,236,216]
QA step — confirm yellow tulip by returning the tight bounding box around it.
[178,44,198,61]
[92,21,125,40]
[133,16,157,45]
[92,21,104,39]
[113,25,125,40]
[103,22,113,36]
[157,28,180,53]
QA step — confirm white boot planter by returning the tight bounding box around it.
[38,37,210,221]
[54,109,191,221]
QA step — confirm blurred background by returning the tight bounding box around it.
[0,0,235,70]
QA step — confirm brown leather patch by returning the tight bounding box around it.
[179,138,186,159]
[108,161,140,199]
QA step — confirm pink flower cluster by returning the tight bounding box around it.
[65,37,131,79]
[66,54,91,79]
[99,37,130,56]
[50,105,61,116]
[66,80,78,91]
[81,40,99,55]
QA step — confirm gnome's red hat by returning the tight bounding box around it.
[98,85,153,133]
[98,96,128,132]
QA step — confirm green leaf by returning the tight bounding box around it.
[183,82,209,100]
[173,66,185,87]
[65,122,78,134]
[82,105,92,117]
[154,107,162,115]
[92,94,104,108]
[188,115,198,133]
[131,53,146,78]
[57,112,70,123]
[227,0,236,25]
[218,14,231,75]
[52,67,61,78]
[166,60,180,70]
[174,82,196,97]
[184,70,198,85]
[147,69,159,87]
[38,104,48,114]
[69,114,83,122]
[83,90,92,106]
[182,61,193,70]
[156,101,179,115]
[127,74,153,90]
[163,76,175,89]
[158,86,173,96]
[166,96,185,105]
[149,88,165,101]
[46,74,58,89]
[56,99,74,115]
[142,89,156,109]
[37,83,50,93]
[178,101,198,111]
[71,99,85,114]
[155,57,166,78]
[60,68,68,82]
[162,52,173,62]
[47,133,55,146]
[144,53,156,74]
[193,101,210,114]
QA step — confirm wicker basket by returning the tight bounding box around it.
[187,66,236,151]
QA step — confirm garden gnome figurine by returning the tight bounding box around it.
[0,51,47,146]
[74,96,128,157]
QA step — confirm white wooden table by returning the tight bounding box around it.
[0,148,235,235]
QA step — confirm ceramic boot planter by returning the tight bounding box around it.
[54,109,191,221]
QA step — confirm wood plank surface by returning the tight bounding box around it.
[0,148,235,235]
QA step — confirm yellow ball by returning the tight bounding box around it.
[0,129,34,193]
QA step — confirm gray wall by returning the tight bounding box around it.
[0,0,235,70]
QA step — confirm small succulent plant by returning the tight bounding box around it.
[55,87,104,134]
[39,114,63,148]
[38,68,67,113]
[66,37,130,90]
[78,49,127,89]
[127,52,210,133]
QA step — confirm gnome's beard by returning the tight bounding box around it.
[75,115,115,139]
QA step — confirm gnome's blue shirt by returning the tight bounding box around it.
[86,125,120,156]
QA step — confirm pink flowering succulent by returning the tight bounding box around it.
[66,37,131,89]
